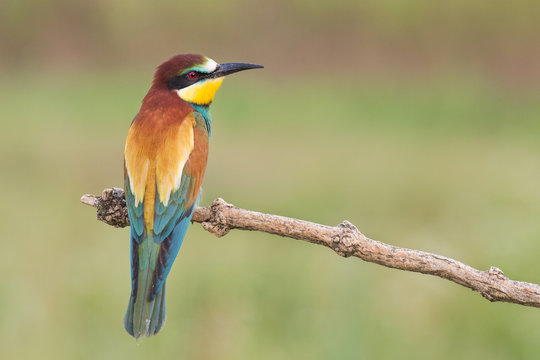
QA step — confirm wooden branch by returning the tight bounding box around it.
[81,188,540,308]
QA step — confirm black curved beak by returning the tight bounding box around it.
[210,62,263,78]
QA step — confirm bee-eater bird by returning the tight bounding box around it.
[123,54,262,338]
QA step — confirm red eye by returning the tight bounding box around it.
[188,71,197,79]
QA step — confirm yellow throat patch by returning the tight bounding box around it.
[177,77,224,105]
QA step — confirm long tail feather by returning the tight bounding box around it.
[124,282,167,338]
[124,237,166,338]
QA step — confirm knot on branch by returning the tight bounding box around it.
[331,220,363,258]
[98,188,129,228]
[488,266,506,281]
[480,267,509,302]
[201,198,233,238]
[81,188,129,228]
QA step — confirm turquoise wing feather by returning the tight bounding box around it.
[124,178,143,296]
[150,172,197,298]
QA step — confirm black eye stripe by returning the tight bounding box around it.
[167,71,209,90]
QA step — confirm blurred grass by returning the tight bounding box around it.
[0,71,539,359]
[2,0,540,87]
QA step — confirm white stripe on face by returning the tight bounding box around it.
[188,57,218,74]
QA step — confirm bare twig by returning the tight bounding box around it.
[81,188,540,308]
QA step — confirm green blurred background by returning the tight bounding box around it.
[1,0,540,359]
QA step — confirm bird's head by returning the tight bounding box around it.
[154,54,263,106]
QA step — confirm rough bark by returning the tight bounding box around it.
[81,187,540,308]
